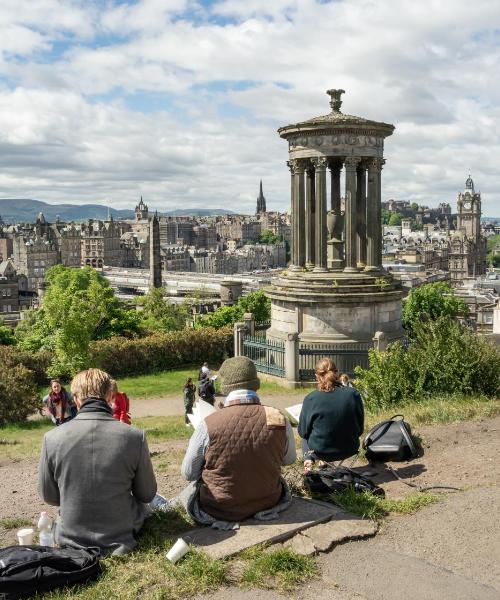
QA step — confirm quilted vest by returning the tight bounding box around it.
[200,403,287,521]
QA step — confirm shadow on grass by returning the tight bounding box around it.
[137,507,196,552]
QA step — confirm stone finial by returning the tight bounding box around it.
[326,88,345,113]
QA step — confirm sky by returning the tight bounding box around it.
[0,0,499,216]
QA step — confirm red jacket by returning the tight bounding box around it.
[112,392,131,425]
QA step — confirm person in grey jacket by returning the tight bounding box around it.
[38,368,157,556]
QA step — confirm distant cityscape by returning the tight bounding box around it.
[0,176,499,332]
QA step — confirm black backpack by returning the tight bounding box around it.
[0,545,101,600]
[304,465,385,497]
[363,414,418,462]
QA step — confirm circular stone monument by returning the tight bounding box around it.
[266,89,404,347]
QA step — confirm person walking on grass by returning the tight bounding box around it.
[43,380,77,426]
[38,368,157,556]
[183,377,197,425]
[298,358,364,472]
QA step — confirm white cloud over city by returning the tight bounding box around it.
[0,0,498,214]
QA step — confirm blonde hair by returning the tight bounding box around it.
[109,379,118,394]
[315,358,337,392]
[339,373,350,385]
[71,369,112,403]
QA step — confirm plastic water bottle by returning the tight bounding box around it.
[37,511,54,547]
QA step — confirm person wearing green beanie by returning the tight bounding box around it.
[180,356,296,525]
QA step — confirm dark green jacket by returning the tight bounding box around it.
[298,385,364,459]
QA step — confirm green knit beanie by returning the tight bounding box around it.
[219,356,260,394]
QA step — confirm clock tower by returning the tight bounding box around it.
[457,174,480,242]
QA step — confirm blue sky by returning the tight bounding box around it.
[0,0,498,215]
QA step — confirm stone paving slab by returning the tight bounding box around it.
[182,497,343,559]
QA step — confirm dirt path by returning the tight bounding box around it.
[1,400,499,599]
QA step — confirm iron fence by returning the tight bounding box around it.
[242,335,286,377]
[298,342,370,381]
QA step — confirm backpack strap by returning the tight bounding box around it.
[395,419,418,458]
[363,418,394,448]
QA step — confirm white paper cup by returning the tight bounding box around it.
[17,528,34,545]
[165,538,189,564]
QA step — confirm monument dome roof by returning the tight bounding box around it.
[278,89,394,138]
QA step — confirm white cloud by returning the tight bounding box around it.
[0,0,498,215]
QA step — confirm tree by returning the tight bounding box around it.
[198,290,271,329]
[410,202,419,212]
[381,208,391,225]
[402,282,468,336]
[259,230,282,245]
[0,318,15,346]
[489,254,500,268]
[137,287,190,333]
[16,265,140,377]
[388,212,403,226]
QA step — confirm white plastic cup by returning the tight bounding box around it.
[17,528,34,545]
[165,538,189,564]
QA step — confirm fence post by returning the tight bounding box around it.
[243,312,255,337]
[233,321,247,357]
[372,330,387,352]
[285,332,299,384]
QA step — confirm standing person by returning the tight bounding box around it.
[109,380,131,425]
[198,362,210,380]
[180,356,296,524]
[38,368,157,556]
[198,372,216,406]
[183,377,196,425]
[339,373,354,388]
[43,380,76,426]
[298,358,364,471]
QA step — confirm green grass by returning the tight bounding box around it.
[134,416,192,441]
[0,419,52,459]
[0,517,33,529]
[364,393,500,429]
[329,488,440,521]
[239,546,318,591]
[119,369,200,399]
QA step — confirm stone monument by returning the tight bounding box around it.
[266,89,404,364]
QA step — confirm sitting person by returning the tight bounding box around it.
[298,358,364,470]
[109,379,131,425]
[38,368,157,556]
[180,356,296,524]
[43,379,77,426]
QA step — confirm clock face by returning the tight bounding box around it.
[463,200,472,210]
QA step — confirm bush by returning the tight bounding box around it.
[0,364,41,425]
[0,346,52,387]
[355,317,500,410]
[89,326,234,378]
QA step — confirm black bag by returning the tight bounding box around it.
[0,545,101,600]
[304,466,385,497]
[363,414,418,462]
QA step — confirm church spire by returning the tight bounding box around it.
[256,180,266,214]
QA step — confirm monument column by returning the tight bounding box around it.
[305,163,315,269]
[343,156,360,272]
[365,157,383,271]
[327,159,344,270]
[289,159,306,270]
[356,163,367,267]
[312,156,328,271]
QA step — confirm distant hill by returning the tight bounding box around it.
[0,199,235,223]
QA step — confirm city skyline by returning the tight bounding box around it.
[0,1,498,215]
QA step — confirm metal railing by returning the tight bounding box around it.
[298,342,370,381]
[242,335,285,377]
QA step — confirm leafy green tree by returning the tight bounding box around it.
[259,230,282,245]
[402,282,468,335]
[388,212,403,226]
[381,208,391,225]
[0,318,15,345]
[410,202,419,212]
[138,287,190,332]
[198,290,271,329]
[16,265,140,377]
[489,254,500,268]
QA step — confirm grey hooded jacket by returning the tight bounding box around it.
[38,403,157,556]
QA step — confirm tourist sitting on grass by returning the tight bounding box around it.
[110,379,131,425]
[38,368,158,556]
[43,379,77,426]
[298,358,364,471]
[180,356,296,525]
